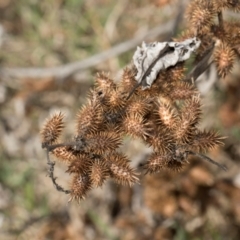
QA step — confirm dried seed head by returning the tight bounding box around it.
[66,154,91,174]
[95,72,116,93]
[214,41,236,78]
[144,153,170,174]
[85,132,121,154]
[156,101,178,130]
[182,96,202,122]
[69,174,92,202]
[90,159,109,187]
[119,67,137,93]
[126,97,153,117]
[76,100,103,136]
[175,96,201,143]
[147,131,174,153]
[108,153,139,186]
[169,82,197,100]
[214,0,240,12]
[52,146,77,163]
[122,114,152,140]
[174,30,196,42]
[162,63,185,82]
[224,21,240,46]
[213,0,227,11]
[192,130,225,152]
[186,0,216,34]
[87,89,104,105]
[104,88,126,112]
[41,112,64,147]
[135,83,161,98]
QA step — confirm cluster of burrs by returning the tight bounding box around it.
[178,0,240,79]
[41,63,226,201]
[41,0,240,201]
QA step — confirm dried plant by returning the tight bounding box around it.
[40,0,239,201]
[181,0,240,79]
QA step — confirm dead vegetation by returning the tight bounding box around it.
[1,0,240,239]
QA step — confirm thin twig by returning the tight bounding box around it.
[218,11,224,30]
[188,151,227,171]
[185,43,215,83]
[0,20,174,81]
[46,148,71,194]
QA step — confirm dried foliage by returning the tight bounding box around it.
[214,41,236,78]
[3,1,240,240]
[39,0,240,201]
[181,0,240,79]
[41,69,225,200]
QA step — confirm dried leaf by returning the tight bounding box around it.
[133,38,201,89]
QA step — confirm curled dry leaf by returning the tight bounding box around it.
[133,37,201,89]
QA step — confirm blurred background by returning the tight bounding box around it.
[0,0,240,239]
